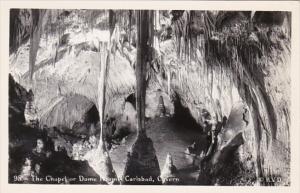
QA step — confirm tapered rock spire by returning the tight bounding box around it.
[160,153,180,185]
[84,140,118,184]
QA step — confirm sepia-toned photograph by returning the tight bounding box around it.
[1,1,299,191]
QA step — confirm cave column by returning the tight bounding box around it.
[135,10,150,136]
[85,11,118,185]
[122,10,161,185]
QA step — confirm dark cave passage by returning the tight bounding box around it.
[84,105,100,125]
[173,93,203,132]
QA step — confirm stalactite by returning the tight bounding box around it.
[128,10,132,44]
[29,9,46,81]
[109,10,116,36]
[10,9,20,54]
[98,42,109,144]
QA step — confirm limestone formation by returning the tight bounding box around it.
[160,153,179,184]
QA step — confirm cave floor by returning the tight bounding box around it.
[109,117,207,185]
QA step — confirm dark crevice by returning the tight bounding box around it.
[173,92,202,131]
[125,92,136,109]
[84,105,99,125]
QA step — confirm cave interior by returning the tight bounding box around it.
[8,9,291,185]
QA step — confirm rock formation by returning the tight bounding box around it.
[160,153,180,184]
[122,10,161,185]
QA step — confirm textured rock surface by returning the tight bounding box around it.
[154,11,291,185]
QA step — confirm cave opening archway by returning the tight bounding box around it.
[39,94,100,137]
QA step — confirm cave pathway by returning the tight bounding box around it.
[109,117,207,185]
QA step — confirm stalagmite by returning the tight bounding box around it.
[160,153,180,185]
[122,10,161,185]
[211,132,245,166]
[24,101,38,125]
